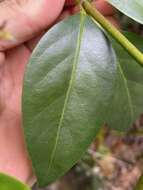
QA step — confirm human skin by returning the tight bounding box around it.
[0,0,117,186]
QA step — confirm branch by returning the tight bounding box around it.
[82,0,143,66]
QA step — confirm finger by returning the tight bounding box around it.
[65,0,76,7]
[0,52,5,65]
[57,8,76,22]
[0,45,33,183]
[26,0,119,52]
[25,31,45,52]
[0,0,65,51]
[59,0,117,21]
[92,0,117,16]
[64,0,116,16]
[106,16,120,29]
[0,52,5,113]
[57,4,79,22]
[27,174,36,187]
[65,0,75,7]
[65,0,116,15]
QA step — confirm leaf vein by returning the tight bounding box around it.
[118,63,134,121]
[47,13,86,174]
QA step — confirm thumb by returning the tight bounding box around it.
[0,0,65,51]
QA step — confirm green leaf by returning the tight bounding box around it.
[107,32,143,131]
[0,173,30,190]
[108,0,143,25]
[22,13,117,187]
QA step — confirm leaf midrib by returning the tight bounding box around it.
[118,63,134,121]
[47,13,86,175]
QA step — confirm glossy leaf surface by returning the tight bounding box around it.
[0,173,30,190]
[22,13,116,187]
[107,32,143,130]
[108,0,143,24]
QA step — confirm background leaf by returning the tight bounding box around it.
[106,32,143,131]
[22,13,117,187]
[0,173,30,190]
[134,174,143,190]
[108,0,143,25]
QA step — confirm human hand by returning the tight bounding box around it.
[0,0,117,186]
